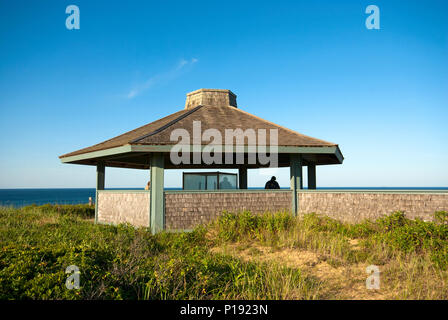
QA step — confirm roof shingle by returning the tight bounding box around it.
[60,104,336,158]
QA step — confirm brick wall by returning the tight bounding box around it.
[165,191,291,230]
[298,192,448,223]
[97,191,150,227]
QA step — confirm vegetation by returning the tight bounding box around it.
[0,205,318,299]
[212,210,448,299]
[0,204,447,299]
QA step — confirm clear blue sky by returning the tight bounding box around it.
[0,0,447,188]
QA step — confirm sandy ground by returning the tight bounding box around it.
[211,242,394,300]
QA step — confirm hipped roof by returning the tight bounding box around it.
[60,102,343,169]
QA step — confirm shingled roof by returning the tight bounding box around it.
[60,89,343,169]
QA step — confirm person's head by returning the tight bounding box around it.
[271,176,276,181]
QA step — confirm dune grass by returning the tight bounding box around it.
[0,205,319,300]
[0,204,447,299]
[209,210,448,299]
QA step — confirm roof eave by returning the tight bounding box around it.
[59,144,343,165]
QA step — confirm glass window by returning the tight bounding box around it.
[219,173,237,189]
[206,175,218,190]
[183,172,237,190]
[184,174,206,190]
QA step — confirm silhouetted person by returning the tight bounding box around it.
[265,176,280,189]
[219,177,233,189]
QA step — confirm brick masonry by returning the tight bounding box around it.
[97,191,150,227]
[165,191,291,230]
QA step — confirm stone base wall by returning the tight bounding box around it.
[95,190,448,230]
[299,192,448,223]
[97,191,150,227]
[165,191,291,230]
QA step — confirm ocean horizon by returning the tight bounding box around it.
[1,187,447,207]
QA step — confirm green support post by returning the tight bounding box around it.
[290,154,302,216]
[150,153,165,234]
[95,162,105,224]
[238,166,248,189]
[308,164,316,190]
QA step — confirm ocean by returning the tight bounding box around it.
[0,187,447,207]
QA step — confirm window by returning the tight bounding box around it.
[219,173,237,189]
[183,172,237,190]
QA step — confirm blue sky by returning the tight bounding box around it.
[0,0,447,188]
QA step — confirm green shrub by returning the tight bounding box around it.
[372,213,448,268]
[214,210,293,242]
[377,211,408,230]
[434,211,448,225]
[22,204,95,219]
[2,205,447,299]
[0,205,318,300]
[212,210,448,270]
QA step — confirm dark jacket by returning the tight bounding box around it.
[265,180,280,189]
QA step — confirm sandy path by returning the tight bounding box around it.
[211,243,393,300]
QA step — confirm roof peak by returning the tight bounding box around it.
[185,88,237,109]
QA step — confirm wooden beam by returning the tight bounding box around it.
[308,164,316,190]
[238,166,248,189]
[150,153,165,234]
[290,154,302,216]
[95,162,105,224]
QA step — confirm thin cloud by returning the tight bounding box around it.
[126,58,198,99]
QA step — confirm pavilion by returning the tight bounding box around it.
[60,89,344,233]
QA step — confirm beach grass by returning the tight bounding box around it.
[0,204,447,299]
[0,205,318,300]
[209,210,448,299]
